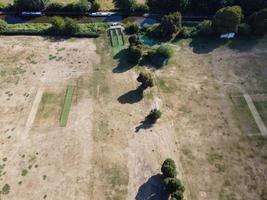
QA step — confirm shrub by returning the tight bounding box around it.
[147,109,161,123]
[212,6,242,34]
[128,45,142,64]
[171,190,184,200]
[160,11,182,38]
[161,158,177,178]
[14,0,49,11]
[128,34,141,46]
[91,1,100,11]
[0,2,6,10]
[137,72,154,89]
[0,19,8,32]
[64,17,79,34]
[247,8,267,36]
[125,22,139,34]
[179,26,197,38]
[76,0,90,12]
[163,177,184,194]
[46,3,64,11]
[197,20,214,36]
[156,45,174,59]
[238,23,251,36]
[144,23,161,38]
[50,16,65,33]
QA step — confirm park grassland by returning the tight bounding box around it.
[0,32,266,200]
[60,85,74,127]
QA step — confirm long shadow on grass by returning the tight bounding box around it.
[228,37,259,52]
[113,48,136,73]
[135,174,168,200]
[189,37,228,54]
[118,85,144,104]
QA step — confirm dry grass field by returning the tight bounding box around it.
[0,35,266,200]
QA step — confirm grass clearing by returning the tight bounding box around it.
[60,86,74,127]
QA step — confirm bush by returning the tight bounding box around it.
[147,109,161,123]
[179,26,197,38]
[161,158,177,178]
[197,20,214,36]
[50,16,65,33]
[156,45,174,59]
[128,34,141,46]
[0,19,8,32]
[0,2,6,10]
[171,190,184,200]
[64,17,79,34]
[163,177,184,194]
[137,72,154,89]
[46,3,64,11]
[160,11,182,38]
[125,23,139,34]
[91,1,100,11]
[247,8,267,36]
[144,23,161,38]
[128,45,142,64]
[238,23,251,36]
[212,6,242,34]
[14,0,49,11]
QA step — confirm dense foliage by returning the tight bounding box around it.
[161,158,185,200]
[156,45,174,59]
[0,19,8,32]
[128,45,142,64]
[161,158,177,178]
[212,5,242,34]
[13,0,49,11]
[125,23,139,34]
[160,11,182,38]
[247,8,267,36]
[137,72,154,89]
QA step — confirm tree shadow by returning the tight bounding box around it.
[118,85,144,104]
[135,174,169,200]
[135,111,156,132]
[113,48,136,73]
[139,55,166,70]
[228,36,260,52]
[189,37,228,54]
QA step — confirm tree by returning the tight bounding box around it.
[161,158,177,178]
[160,12,182,38]
[128,34,141,46]
[247,8,267,36]
[13,0,49,11]
[163,177,184,194]
[197,20,215,36]
[147,0,190,12]
[190,0,234,14]
[137,72,154,89]
[237,23,251,36]
[128,45,142,64]
[76,0,90,12]
[171,190,184,200]
[125,23,139,34]
[0,19,7,32]
[50,16,65,33]
[64,17,79,34]
[212,5,242,34]
[117,0,136,10]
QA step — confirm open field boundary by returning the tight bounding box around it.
[60,85,74,127]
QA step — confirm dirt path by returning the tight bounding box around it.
[24,86,44,136]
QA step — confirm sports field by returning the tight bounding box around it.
[109,28,125,55]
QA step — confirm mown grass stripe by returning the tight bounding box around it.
[60,86,74,127]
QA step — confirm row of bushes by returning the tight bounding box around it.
[0,0,100,12]
[125,6,267,41]
[0,18,105,37]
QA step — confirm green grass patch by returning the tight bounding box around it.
[254,101,267,126]
[60,86,74,127]
[109,28,126,56]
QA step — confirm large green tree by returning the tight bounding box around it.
[161,158,177,178]
[236,0,265,15]
[212,5,242,34]
[14,0,49,11]
[160,12,182,38]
